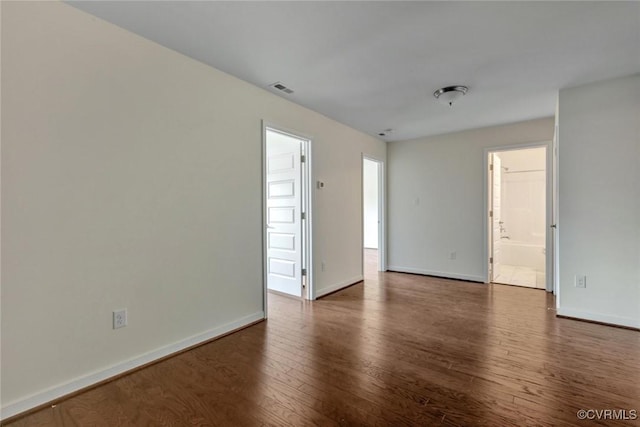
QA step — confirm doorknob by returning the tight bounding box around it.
[550,224,557,229]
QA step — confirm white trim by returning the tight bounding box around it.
[262,122,314,306]
[387,266,485,283]
[262,123,268,317]
[378,159,387,271]
[553,121,561,304]
[0,311,265,421]
[362,155,387,272]
[544,142,554,293]
[304,139,314,299]
[482,141,553,290]
[315,275,363,298]
[557,307,640,329]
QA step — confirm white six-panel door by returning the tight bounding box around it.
[266,130,302,297]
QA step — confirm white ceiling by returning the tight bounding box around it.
[69,1,640,141]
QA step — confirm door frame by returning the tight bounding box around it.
[488,152,502,283]
[482,141,554,292]
[362,155,386,272]
[552,122,560,301]
[262,122,314,318]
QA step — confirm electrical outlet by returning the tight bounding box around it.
[449,251,457,260]
[113,309,127,329]
[575,275,587,288]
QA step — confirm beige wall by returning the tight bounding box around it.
[0,0,4,413]
[1,1,385,416]
[387,118,554,281]
[558,74,640,328]
[363,159,379,249]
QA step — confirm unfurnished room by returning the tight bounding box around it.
[1,1,639,425]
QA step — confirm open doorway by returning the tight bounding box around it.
[362,157,384,276]
[488,146,548,289]
[263,126,312,307]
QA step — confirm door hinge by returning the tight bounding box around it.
[302,268,307,276]
[490,257,493,264]
[301,155,306,163]
[301,212,306,220]
[490,210,493,218]
[490,164,494,171]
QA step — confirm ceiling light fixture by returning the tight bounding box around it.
[433,85,468,107]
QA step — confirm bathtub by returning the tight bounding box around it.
[499,240,545,271]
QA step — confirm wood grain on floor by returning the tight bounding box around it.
[5,249,640,426]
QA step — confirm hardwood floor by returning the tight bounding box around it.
[6,251,640,426]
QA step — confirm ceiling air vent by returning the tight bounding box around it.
[269,82,294,94]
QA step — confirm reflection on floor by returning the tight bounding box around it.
[494,264,546,289]
[364,248,379,277]
[10,245,640,426]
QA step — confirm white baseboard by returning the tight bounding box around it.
[387,265,485,283]
[315,275,364,298]
[557,307,639,329]
[1,311,265,421]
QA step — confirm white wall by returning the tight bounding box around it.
[363,159,378,249]
[499,147,546,246]
[499,147,546,174]
[0,1,385,417]
[0,0,3,412]
[557,74,640,328]
[388,118,554,282]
